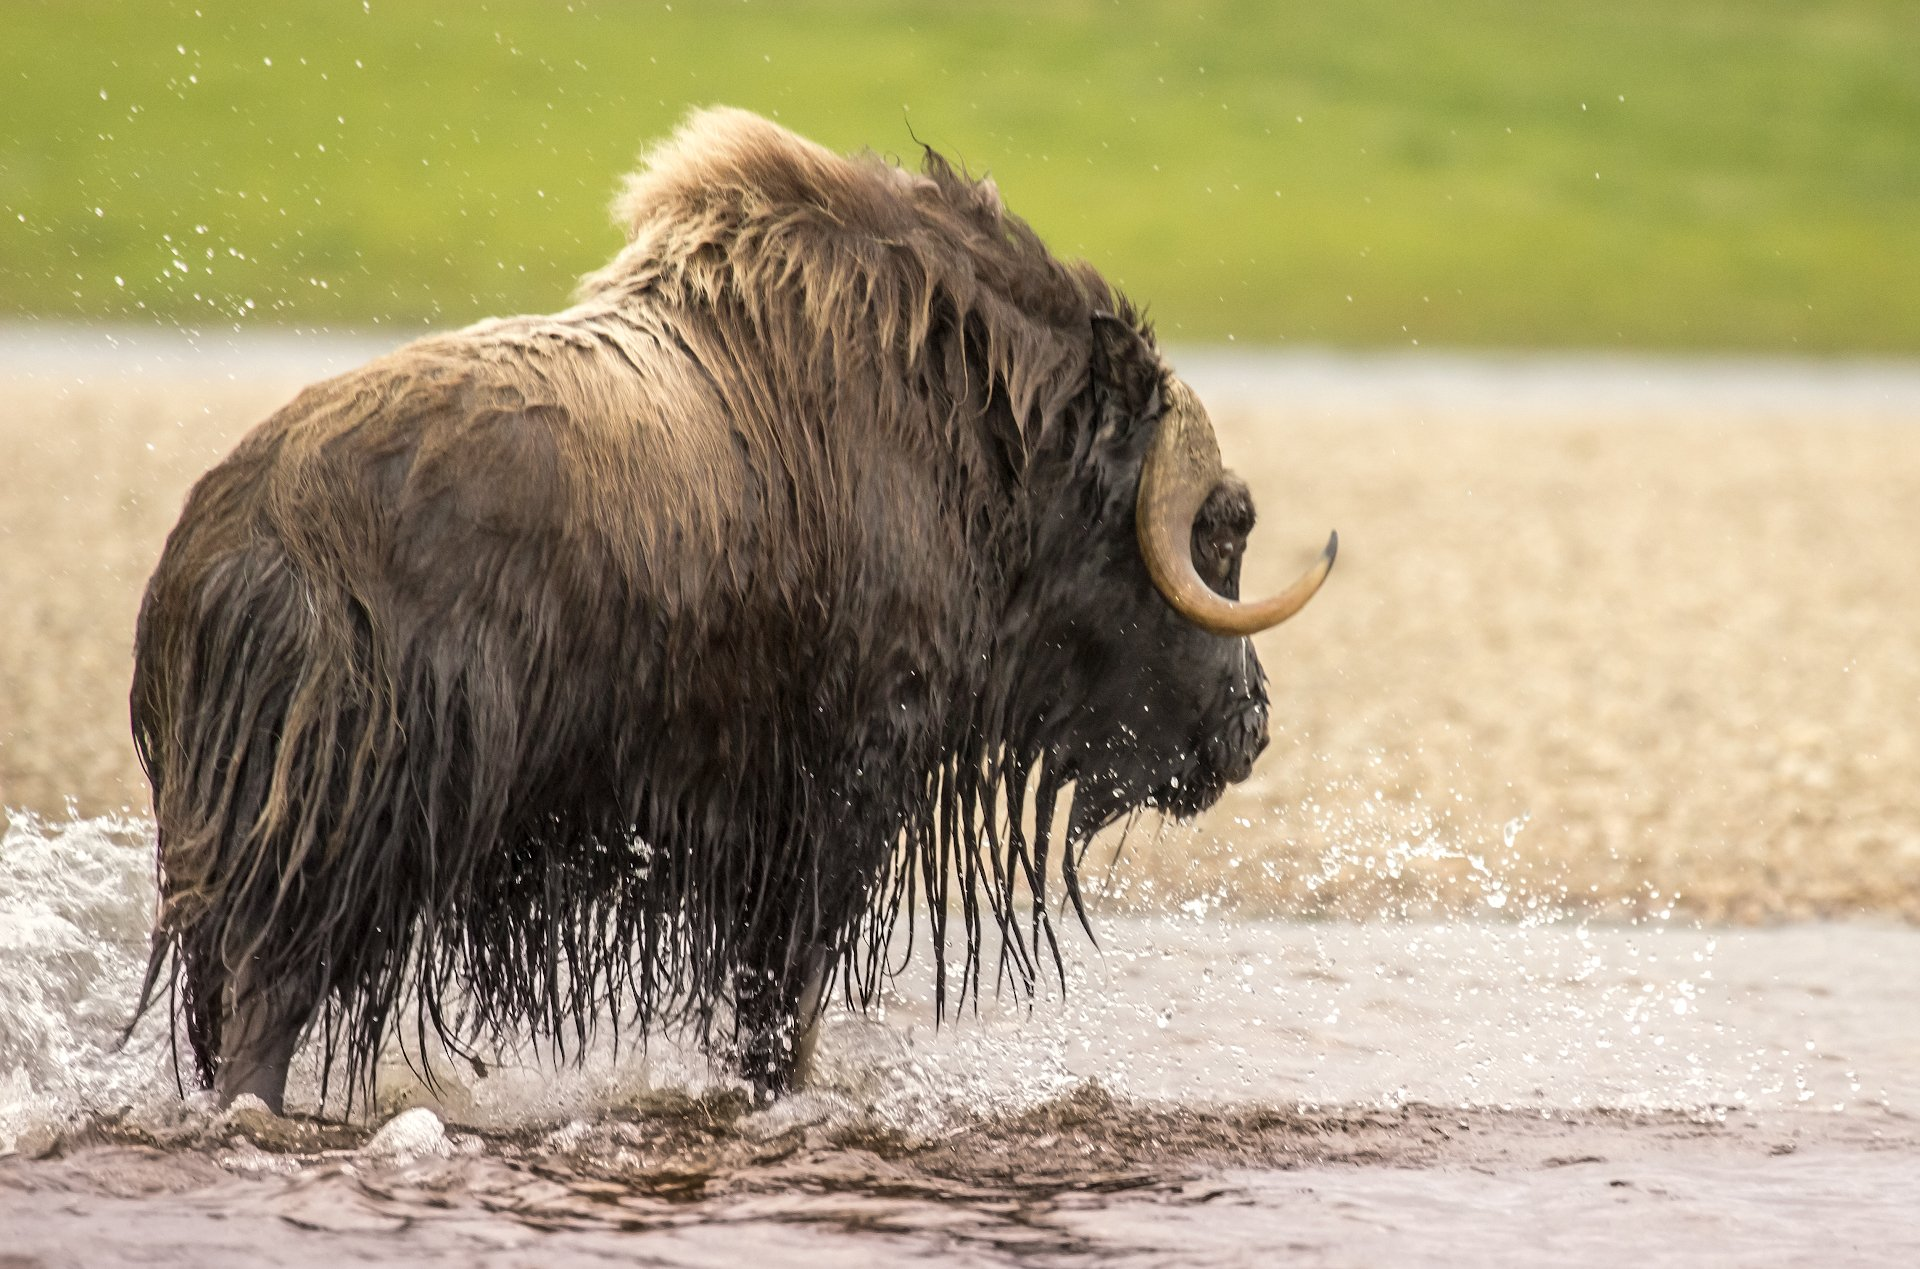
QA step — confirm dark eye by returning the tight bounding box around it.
[1194,529,1243,588]
[1191,478,1255,591]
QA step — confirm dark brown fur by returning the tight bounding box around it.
[130,109,1273,1110]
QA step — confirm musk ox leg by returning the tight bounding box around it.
[733,948,830,1099]
[790,958,829,1088]
[213,969,317,1115]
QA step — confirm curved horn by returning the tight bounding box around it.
[1136,381,1337,637]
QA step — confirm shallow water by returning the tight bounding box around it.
[3,813,1917,1265]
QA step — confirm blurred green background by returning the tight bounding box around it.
[2,0,1915,351]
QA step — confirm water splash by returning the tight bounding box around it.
[2,810,1912,1158]
[0,810,171,1150]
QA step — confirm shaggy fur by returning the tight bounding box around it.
[130,108,1272,1108]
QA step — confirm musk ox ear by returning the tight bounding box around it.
[1089,310,1163,444]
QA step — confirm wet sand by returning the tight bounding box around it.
[1188,378,1920,925]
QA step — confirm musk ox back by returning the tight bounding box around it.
[130,107,1335,1112]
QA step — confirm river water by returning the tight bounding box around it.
[3,811,1917,1266]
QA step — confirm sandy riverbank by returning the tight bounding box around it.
[4,334,1916,923]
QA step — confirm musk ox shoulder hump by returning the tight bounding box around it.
[576,107,1134,431]
[603,106,987,262]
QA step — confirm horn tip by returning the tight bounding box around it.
[1324,530,1339,568]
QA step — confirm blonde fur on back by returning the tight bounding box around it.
[579,106,1132,434]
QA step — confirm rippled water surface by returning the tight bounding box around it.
[4,812,1918,1266]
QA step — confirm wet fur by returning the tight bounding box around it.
[130,108,1268,1108]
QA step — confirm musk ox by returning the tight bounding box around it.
[130,108,1335,1112]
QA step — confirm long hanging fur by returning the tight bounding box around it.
[129,108,1164,1108]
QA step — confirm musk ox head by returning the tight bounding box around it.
[130,106,1335,1110]
[1009,311,1336,858]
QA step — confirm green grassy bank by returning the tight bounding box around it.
[2,1,1915,351]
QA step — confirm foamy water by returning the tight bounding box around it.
[0,811,166,1144]
[4,811,1918,1265]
